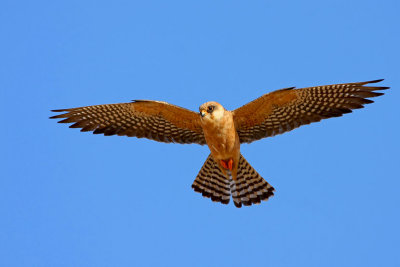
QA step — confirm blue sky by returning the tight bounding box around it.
[1,0,399,266]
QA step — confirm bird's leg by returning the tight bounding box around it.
[220,160,229,170]
[220,159,233,171]
[218,158,237,180]
[228,158,233,171]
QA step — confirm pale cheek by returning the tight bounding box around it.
[212,110,224,120]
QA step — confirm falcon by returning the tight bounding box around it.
[50,79,388,208]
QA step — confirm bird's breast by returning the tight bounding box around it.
[201,113,239,159]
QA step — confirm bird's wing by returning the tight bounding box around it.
[50,100,206,145]
[233,79,389,144]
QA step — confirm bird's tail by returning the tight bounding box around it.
[192,154,275,208]
[230,154,275,208]
[191,154,231,205]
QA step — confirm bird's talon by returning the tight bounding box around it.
[220,160,228,169]
[228,159,233,171]
[220,159,233,171]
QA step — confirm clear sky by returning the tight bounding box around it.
[1,0,399,266]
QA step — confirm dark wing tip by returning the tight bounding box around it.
[361,79,390,90]
[50,108,74,119]
[276,86,296,92]
[51,108,73,112]
[365,79,384,84]
[358,80,389,99]
[49,113,66,119]
[49,110,72,119]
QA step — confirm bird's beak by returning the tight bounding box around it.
[200,110,206,117]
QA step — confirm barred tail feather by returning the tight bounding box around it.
[230,154,275,208]
[192,154,275,208]
[191,154,231,204]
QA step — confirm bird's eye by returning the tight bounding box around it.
[207,105,215,113]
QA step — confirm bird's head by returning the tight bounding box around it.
[199,101,225,122]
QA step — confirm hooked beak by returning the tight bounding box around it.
[200,110,206,117]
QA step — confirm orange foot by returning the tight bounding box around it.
[228,158,233,171]
[220,159,233,171]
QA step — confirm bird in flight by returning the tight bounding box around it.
[51,79,388,208]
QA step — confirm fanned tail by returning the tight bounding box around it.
[192,154,275,208]
[230,154,275,208]
[191,154,231,204]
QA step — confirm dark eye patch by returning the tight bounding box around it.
[207,105,215,113]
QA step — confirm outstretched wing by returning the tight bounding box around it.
[50,100,206,145]
[233,79,389,144]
